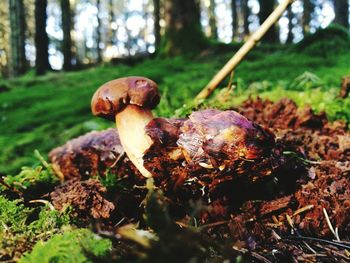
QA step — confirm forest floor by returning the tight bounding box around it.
[1,26,350,262]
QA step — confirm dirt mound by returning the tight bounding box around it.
[225,97,350,261]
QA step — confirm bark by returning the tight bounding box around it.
[303,0,314,35]
[35,0,50,75]
[286,5,293,43]
[334,0,349,29]
[153,0,161,51]
[258,0,278,43]
[8,0,26,77]
[231,0,238,41]
[208,0,218,39]
[96,0,102,63]
[61,0,72,70]
[242,0,250,36]
[161,0,209,56]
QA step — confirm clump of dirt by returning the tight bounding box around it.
[50,179,115,220]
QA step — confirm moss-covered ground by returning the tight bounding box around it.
[0,25,350,262]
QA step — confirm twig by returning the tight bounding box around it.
[286,213,317,253]
[250,251,272,263]
[195,0,295,101]
[323,208,340,242]
[303,241,317,254]
[29,199,55,211]
[198,220,228,229]
[226,70,235,90]
[175,220,228,229]
[315,244,350,261]
[285,236,350,250]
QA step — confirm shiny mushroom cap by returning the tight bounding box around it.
[91,76,160,120]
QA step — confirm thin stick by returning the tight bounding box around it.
[195,0,294,101]
[227,70,235,90]
[323,208,340,241]
[286,235,350,250]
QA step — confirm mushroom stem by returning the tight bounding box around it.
[115,105,153,177]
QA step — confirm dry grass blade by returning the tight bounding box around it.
[292,205,314,217]
[323,208,340,241]
[29,199,55,210]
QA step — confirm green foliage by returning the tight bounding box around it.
[19,229,112,263]
[0,196,31,232]
[0,196,71,261]
[1,151,59,197]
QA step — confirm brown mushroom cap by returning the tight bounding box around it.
[91,76,160,120]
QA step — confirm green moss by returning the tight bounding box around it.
[1,151,59,198]
[0,196,71,261]
[19,229,112,263]
[0,196,31,232]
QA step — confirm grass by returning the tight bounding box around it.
[0,26,350,175]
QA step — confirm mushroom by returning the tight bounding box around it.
[91,76,160,178]
[91,76,276,182]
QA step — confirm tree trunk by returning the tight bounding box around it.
[286,5,293,43]
[61,0,72,70]
[9,0,26,77]
[258,0,278,43]
[242,0,250,36]
[161,0,209,56]
[208,0,218,39]
[334,0,349,29]
[153,0,161,51]
[231,0,238,41]
[96,0,102,63]
[35,0,50,75]
[302,0,313,35]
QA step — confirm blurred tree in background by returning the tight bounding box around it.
[242,0,250,36]
[208,0,218,39]
[231,0,239,40]
[35,0,50,75]
[153,0,161,50]
[258,0,278,43]
[302,0,314,34]
[334,0,349,29]
[8,0,26,77]
[61,0,73,70]
[1,0,349,78]
[161,0,209,56]
[0,3,10,77]
[286,5,294,43]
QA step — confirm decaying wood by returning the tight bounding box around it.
[49,128,141,180]
[195,0,294,101]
